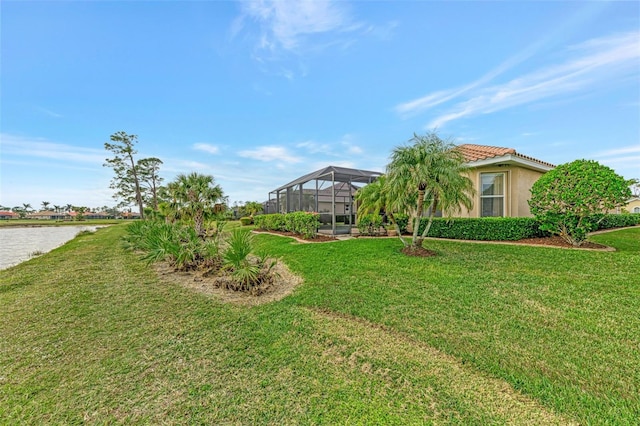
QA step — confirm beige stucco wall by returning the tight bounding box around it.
[623,198,640,213]
[455,165,546,218]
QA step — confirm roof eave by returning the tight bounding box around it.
[466,154,554,173]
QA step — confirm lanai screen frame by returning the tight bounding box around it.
[267,165,383,235]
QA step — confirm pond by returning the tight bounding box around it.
[0,226,102,270]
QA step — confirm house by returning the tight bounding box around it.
[455,144,554,218]
[0,211,18,220]
[623,197,640,214]
[26,210,69,220]
[84,211,114,219]
[119,211,141,219]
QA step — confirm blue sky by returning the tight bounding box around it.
[1,0,639,210]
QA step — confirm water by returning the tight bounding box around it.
[0,226,102,270]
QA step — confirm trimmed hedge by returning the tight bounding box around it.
[416,214,639,241]
[254,214,286,232]
[417,217,548,241]
[254,212,320,239]
[393,213,409,234]
[594,213,640,230]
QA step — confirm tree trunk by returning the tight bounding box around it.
[420,200,436,240]
[411,189,425,248]
[127,153,144,220]
[194,209,205,237]
[388,213,408,247]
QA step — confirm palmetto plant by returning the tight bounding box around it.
[223,228,259,290]
[123,221,222,271]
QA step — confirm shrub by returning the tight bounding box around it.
[357,214,384,236]
[254,212,319,238]
[529,159,632,246]
[254,213,286,232]
[393,213,409,234]
[239,216,253,226]
[123,220,222,271]
[223,228,278,294]
[284,211,320,239]
[417,217,547,241]
[592,213,640,230]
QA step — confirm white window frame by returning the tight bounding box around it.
[480,172,506,217]
[634,207,640,213]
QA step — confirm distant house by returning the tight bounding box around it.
[119,211,141,219]
[623,197,640,214]
[26,210,69,220]
[455,144,554,218]
[0,211,18,220]
[84,211,114,219]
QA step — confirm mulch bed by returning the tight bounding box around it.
[401,246,438,257]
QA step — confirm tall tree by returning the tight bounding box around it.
[138,157,164,211]
[172,172,225,237]
[104,131,145,219]
[22,203,33,213]
[41,201,51,211]
[53,205,61,213]
[386,132,474,250]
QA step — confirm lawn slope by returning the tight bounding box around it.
[1,225,638,424]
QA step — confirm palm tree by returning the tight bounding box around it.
[386,132,474,250]
[41,201,51,211]
[172,173,225,237]
[355,175,402,235]
[243,201,263,216]
[356,175,388,216]
[22,203,33,213]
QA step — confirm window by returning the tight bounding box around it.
[634,207,640,213]
[480,173,505,217]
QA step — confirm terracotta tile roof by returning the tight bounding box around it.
[457,144,555,168]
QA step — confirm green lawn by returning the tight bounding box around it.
[1,225,638,424]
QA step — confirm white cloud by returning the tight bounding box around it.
[396,31,640,128]
[193,143,220,155]
[296,140,333,154]
[588,144,640,179]
[0,133,105,164]
[36,106,63,118]
[595,145,640,157]
[179,160,211,170]
[238,145,302,163]
[240,0,356,52]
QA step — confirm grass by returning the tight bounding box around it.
[1,224,638,424]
